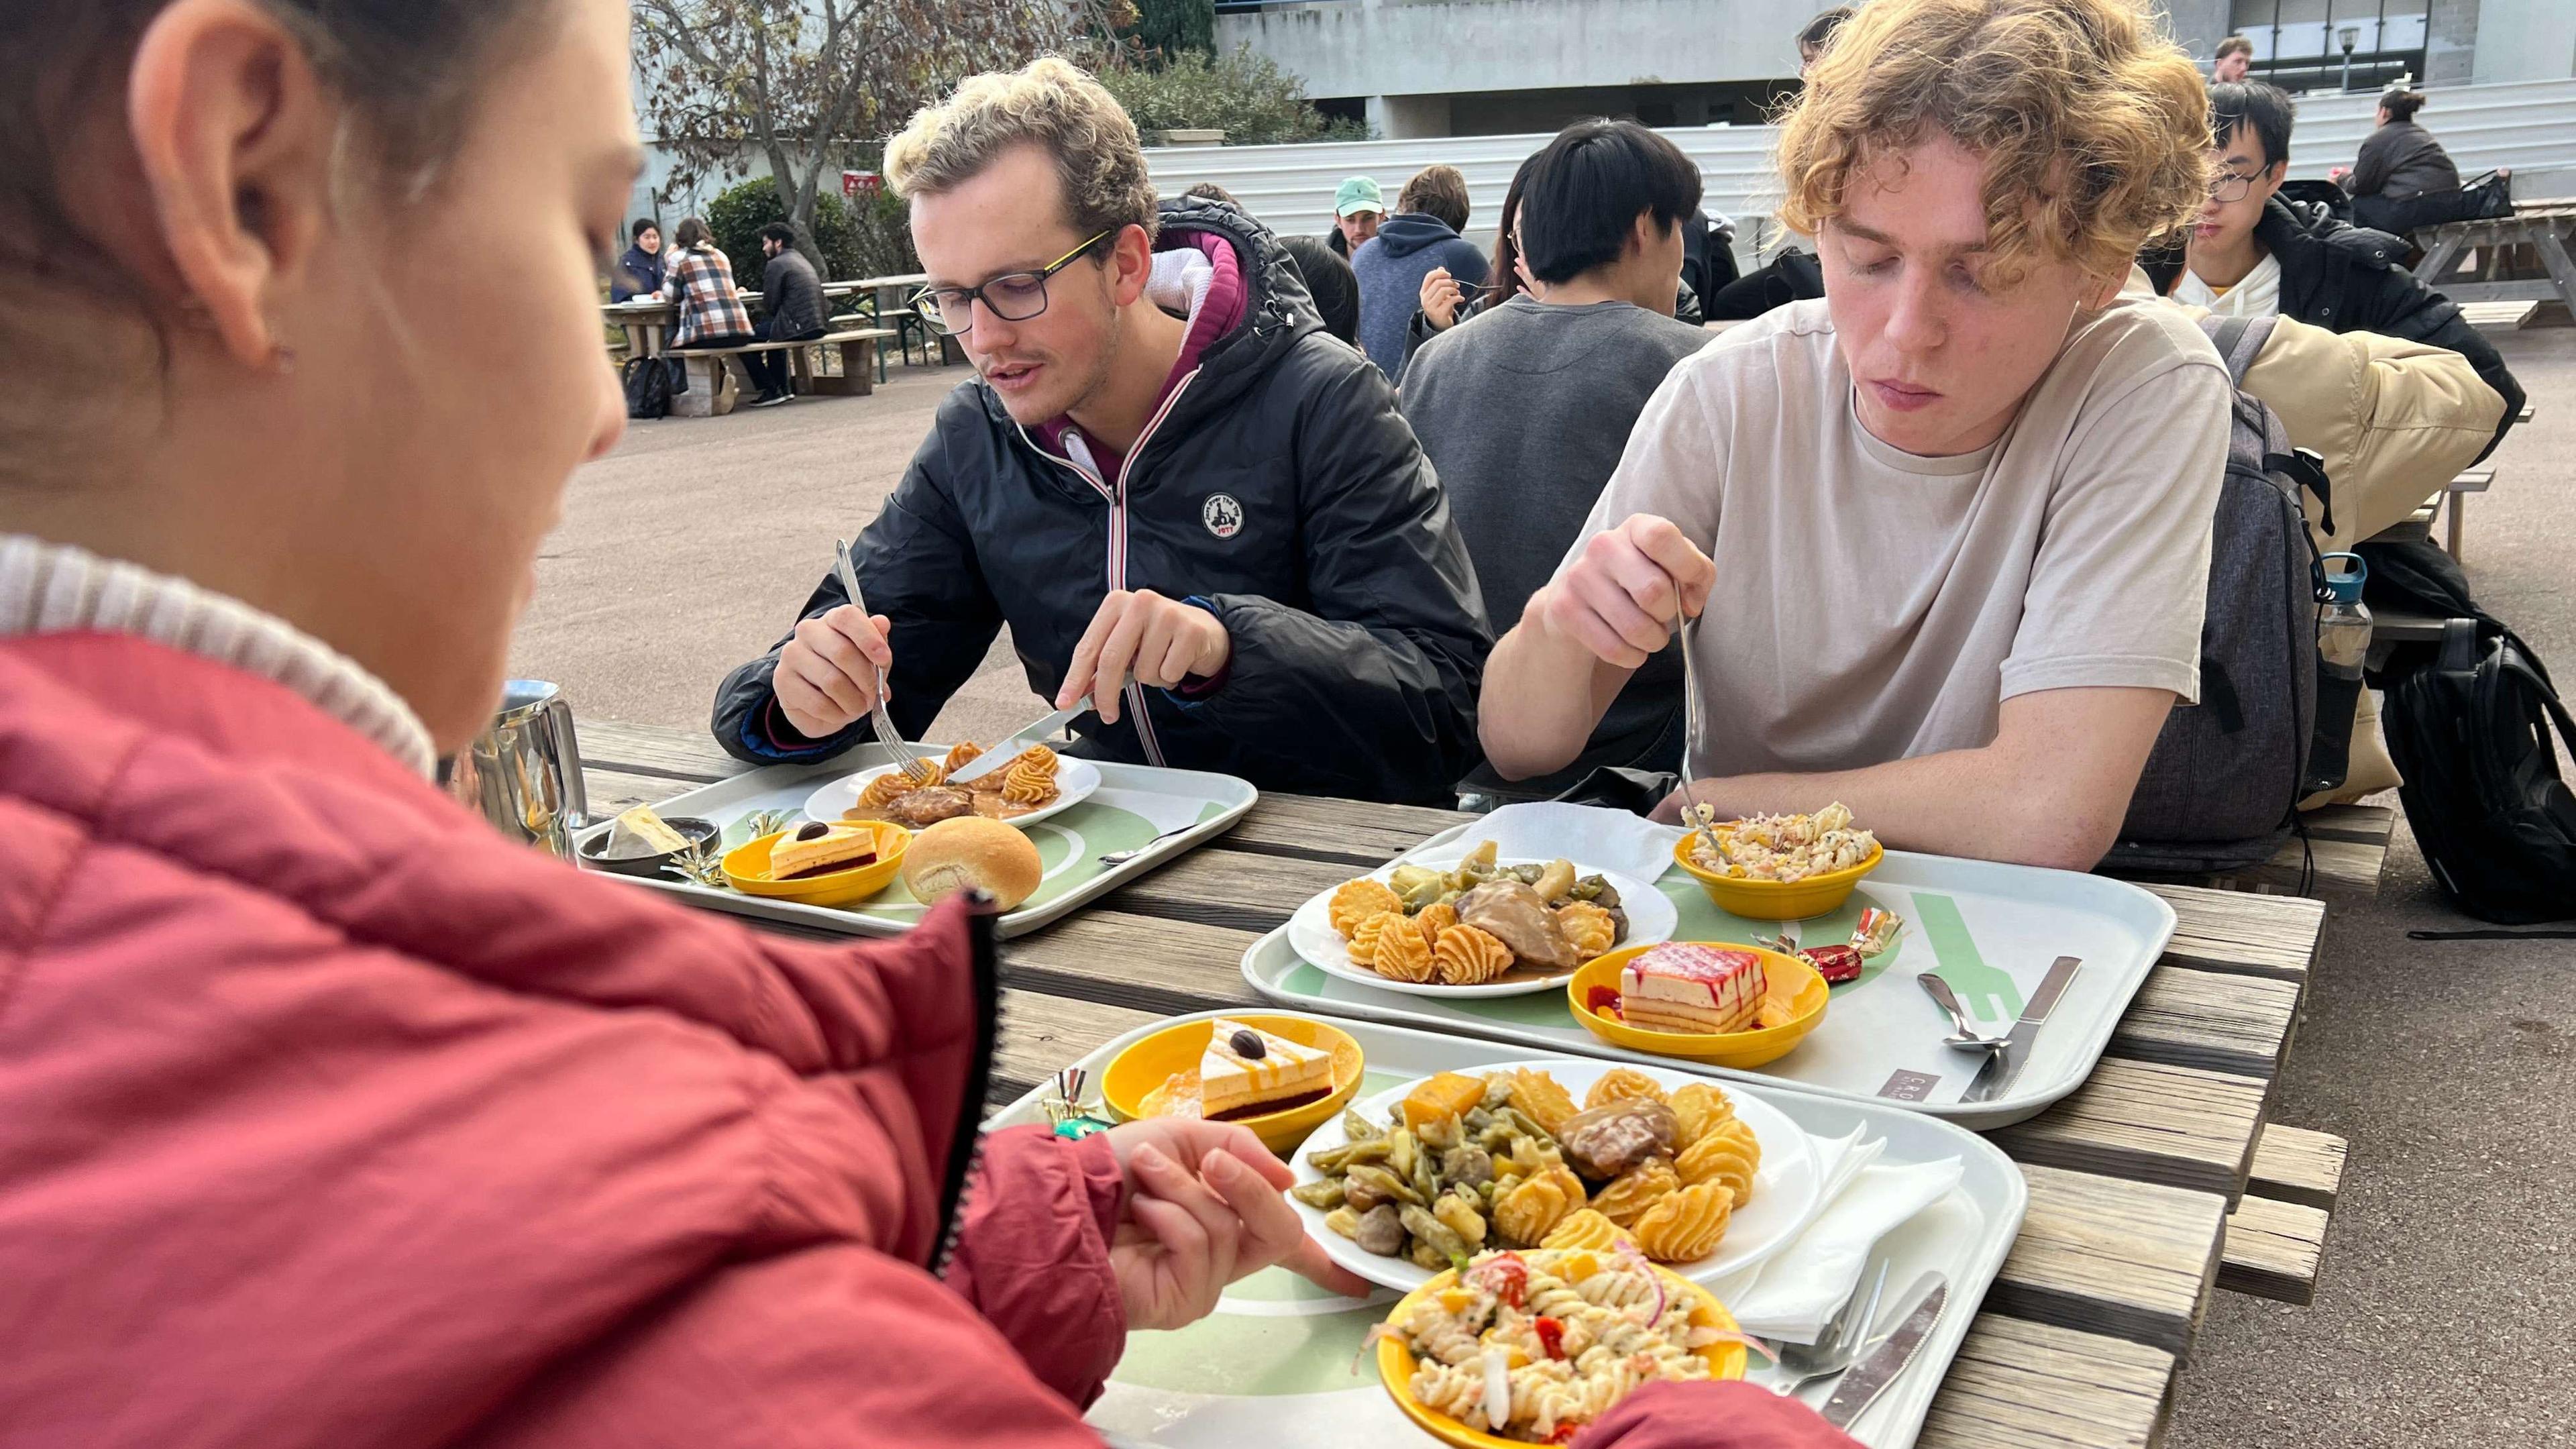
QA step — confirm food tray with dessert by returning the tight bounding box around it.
[1245,812,2175,1130]
[989,1013,2027,1449]
[573,739,1255,940]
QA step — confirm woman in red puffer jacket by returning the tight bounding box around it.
[0,1,1851,1446]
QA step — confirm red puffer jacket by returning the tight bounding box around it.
[0,633,1125,1448]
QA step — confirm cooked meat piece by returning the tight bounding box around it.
[880,786,975,828]
[1455,880,1578,971]
[1556,1099,1682,1181]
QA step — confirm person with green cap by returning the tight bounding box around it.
[1328,176,1383,258]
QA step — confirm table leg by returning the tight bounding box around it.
[2447,492,2465,562]
[2532,225,2576,320]
[2414,227,2467,284]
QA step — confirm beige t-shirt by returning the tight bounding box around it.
[1560,297,2231,779]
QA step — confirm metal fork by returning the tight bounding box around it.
[1668,586,1727,862]
[833,538,932,785]
[1772,1259,1890,1398]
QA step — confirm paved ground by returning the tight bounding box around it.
[511,329,2576,1447]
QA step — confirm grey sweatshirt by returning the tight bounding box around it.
[1401,296,1711,792]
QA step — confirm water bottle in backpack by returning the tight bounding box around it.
[2306,552,2373,798]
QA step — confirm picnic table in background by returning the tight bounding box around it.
[2410,198,2576,315]
[577,715,2349,1449]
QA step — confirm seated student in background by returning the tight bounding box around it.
[713,58,1490,806]
[610,217,664,301]
[2335,86,2500,235]
[1350,164,1489,378]
[1325,174,1383,259]
[1402,119,1713,798]
[1702,7,1849,321]
[1279,233,1362,346]
[664,215,757,350]
[1481,0,2233,872]
[743,221,830,409]
[2143,80,2524,456]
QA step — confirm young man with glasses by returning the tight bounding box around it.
[2144,81,2522,455]
[711,58,1489,804]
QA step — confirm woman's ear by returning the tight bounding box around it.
[125,0,335,370]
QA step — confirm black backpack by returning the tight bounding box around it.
[2105,315,2339,875]
[621,355,684,420]
[2360,537,2576,924]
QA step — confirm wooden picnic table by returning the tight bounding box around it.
[575,716,2347,1449]
[2411,199,2576,314]
[605,281,888,359]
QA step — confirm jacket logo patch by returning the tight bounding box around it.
[1203,493,1244,539]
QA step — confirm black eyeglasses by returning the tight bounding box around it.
[2207,168,2264,203]
[911,229,1114,335]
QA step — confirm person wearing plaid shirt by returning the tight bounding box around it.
[667,218,755,348]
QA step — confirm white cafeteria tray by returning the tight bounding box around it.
[988,1012,2028,1449]
[584,741,1255,941]
[1244,822,2176,1130]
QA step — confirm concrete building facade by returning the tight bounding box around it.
[1215,0,2576,138]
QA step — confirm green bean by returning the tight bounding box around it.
[1290,1179,1346,1210]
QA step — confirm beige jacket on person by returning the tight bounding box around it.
[2237,313,2507,550]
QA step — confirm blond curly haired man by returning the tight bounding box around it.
[1483,0,2231,872]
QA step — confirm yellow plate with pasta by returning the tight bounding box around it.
[1099,1013,1366,1155]
[1671,833,1884,921]
[1568,945,1830,1070]
[1377,1249,1746,1447]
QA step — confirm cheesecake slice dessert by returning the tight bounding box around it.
[1619,945,1768,1034]
[1197,1018,1336,1120]
[767,821,879,880]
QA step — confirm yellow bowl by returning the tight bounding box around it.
[1099,1014,1365,1156]
[1377,1256,1746,1447]
[1567,943,1829,1069]
[721,820,911,908]
[1671,833,1884,921]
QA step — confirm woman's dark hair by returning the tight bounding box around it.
[1517,119,1704,286]
[1399,165,1472,233]
[632,218,662,244]
[1183,181,1242,210]
[1483,158,1538,311]
[2,1,553,292]
[2208,80,2296,169]
[1279,234,1359,345]
[2380,87,2427,124]
[672,218,716,252]
[1799,7,1854,54]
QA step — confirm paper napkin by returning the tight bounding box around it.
[1727,1131,1966,1343]
[1463,802,1686,883]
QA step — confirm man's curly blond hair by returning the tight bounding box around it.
[1775,0,2207,283]
[885,56,1159,243]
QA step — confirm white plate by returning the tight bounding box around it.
[803,751,1101,830]
[1288,847,1676,999]
[1290,1057,1825,1295]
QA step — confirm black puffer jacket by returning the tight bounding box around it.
[712,196,1492,804]
[2145,197,2523,459]
[758,248,829,338]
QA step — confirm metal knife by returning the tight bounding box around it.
[948,698,1095,784]
[1819,1274,1948,1430]
[1960,955,2083,1104]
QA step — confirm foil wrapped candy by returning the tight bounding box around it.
[1760,906,1904,985]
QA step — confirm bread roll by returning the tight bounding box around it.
[901,816,1043,911]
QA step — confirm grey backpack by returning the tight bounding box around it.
[2104,315,2336,876]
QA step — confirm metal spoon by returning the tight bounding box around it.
[1099,824,1197,868]
[1917,973,2011,1053]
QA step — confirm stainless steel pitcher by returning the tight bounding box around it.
[445,680,590,858]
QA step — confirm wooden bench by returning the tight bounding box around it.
[672,327,899,414]
[2221,1124,2347,1304]
[2460,299,2540,333]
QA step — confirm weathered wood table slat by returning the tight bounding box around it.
[576,719,2345,1446]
